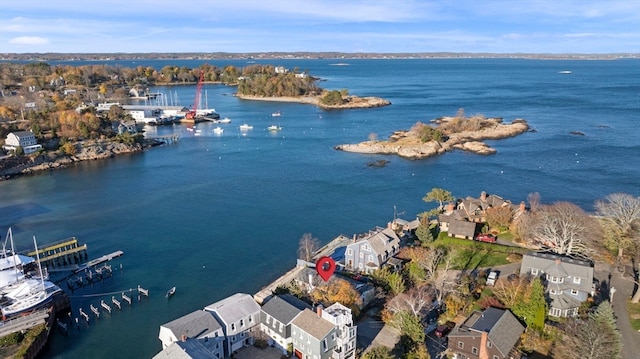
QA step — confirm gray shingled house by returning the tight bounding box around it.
[291,304,357,359]
[260,294,311,355]
[158,309,225,358]
[520,251,595,317]
[344,226,400,273]
[448,307,525,359]
[205,293,261,357]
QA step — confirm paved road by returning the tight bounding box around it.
[602,263,640,359]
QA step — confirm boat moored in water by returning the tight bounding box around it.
[166,286,176,298]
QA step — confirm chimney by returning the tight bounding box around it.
[479,331,489,359]
[316,304,323,317]
[353,234,356,242]
[181,334,187,342]
[480,191,487,201]
[519,201,526,212]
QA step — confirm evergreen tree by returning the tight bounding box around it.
[512,277,546,330]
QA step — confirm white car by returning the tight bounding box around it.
[486,271,498,286]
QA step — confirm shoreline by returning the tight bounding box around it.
[236,94,391,109]
[335,118,530,159]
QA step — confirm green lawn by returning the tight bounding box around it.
[432,233,527,270]
[627,301,640,331]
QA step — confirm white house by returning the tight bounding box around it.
[3,131,42,154]
[205,293,261,357]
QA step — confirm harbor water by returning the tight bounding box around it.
[0,58,639,358]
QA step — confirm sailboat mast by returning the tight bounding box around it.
[9,228,19,281]
[33,236,45,288]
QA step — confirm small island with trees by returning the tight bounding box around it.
[335,109,530,159]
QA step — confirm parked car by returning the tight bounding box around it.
[434,321,456,337]
[476,233,497,243]
[486,271,499,286]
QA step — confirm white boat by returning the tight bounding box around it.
[194,129,202,136]
[217,118,231,124]
[558,70,572,74]
[272,111,281,117]
[166,286,176,298]
[267,125,282,131]
[1,235,62,319]
[213,127,224,134]
[239,124,253,131]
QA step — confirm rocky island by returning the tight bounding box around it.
[236,94,390,109]
[335,112,529,159]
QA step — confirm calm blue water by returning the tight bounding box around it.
[1,59,639,358]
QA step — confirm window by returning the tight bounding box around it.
[249,315,253,323]
[240,319,244,327]
[547,275,564,283]
[493,356,499,359]
[571,289,579,295]
[322,339,328,352]
[458,341,464,349]
[550,307,562,317]
[231,323,235,331]
[472,347,478,355]
[573,276,581,284]
[359,252,364,259]
[487,341,492,348]
[358,263,363,269]
[362,244,370,251]
[266,316,271,324]
[368,255,374,263]
[550,288,562,295]
[531,268,538,275]
[347,249,353,256]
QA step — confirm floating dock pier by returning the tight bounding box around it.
[74,251,124,274]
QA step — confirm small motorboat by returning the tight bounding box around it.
[267,125,282,131]
[213,127,224,134]
[239,124,253,131]
[166,286,176,298]
[272,111,281,117]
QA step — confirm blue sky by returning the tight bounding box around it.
[1,0,639,54]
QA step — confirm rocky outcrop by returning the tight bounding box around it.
[335,118,529,160]
[236,94,391,109]
[0,139,157,180]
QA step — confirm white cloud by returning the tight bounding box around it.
[9,36,49,45]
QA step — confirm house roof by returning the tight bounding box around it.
[447,219,477,237]
[521,252,594,291]
[160,310,222,340]
[204,293,260,325]
[261,294,310,325]
[10,131,35,138]
[292,309,335,340]
[550,293,582,310]
[451,307,525,358]
[363,227,400,257]
[152,339,217,359]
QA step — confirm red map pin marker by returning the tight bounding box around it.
[316,256,336,282]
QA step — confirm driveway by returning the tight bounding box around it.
[235,346,284,359]
[596,262,640,359]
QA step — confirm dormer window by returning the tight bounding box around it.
[573,277,581,284]
[547,275,563,284]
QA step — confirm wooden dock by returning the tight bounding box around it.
[0,309,50,338]
[73,251,124,274]
[25,237,88,268]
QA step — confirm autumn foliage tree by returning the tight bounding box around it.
[485,205,513,232]
[310,277,362,317]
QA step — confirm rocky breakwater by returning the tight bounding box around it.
[335,116,529,160]
[0,139,157,180]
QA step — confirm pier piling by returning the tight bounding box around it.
[79,308,89,323]
[122,292,132,305]
[112,296,121,310]
[90,304,100,318]
[100,300,112,314]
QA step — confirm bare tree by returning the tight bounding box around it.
[297,233,320,262]
[595,193,640,259]
[528,192,541,212]
[431,255,457,304]
[385,285,435,317]
[492,275,531,308]
[530,202,601,256]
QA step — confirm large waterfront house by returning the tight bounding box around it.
[205,293,261,357]
[343,225,400,273]
[520,251,595,317]
[448,307,525,359]
[291,303,357,359]
[158,309,225,358]
[438,191,526,239]
[260,294,311,355]
[3,130,42,155]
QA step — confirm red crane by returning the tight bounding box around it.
[185,71,204,120]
